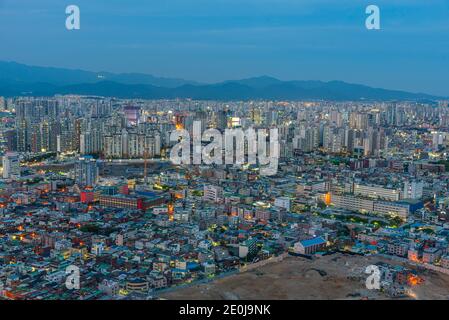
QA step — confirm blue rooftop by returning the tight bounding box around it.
[300,237,326,247]
[187,262,200,270]
[136,191,158,197]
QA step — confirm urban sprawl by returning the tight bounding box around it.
[1,96,449,299]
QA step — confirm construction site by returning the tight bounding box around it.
[160,253,449,300]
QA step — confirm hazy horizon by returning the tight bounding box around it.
[2,59,447,99]
[0,0,448,96]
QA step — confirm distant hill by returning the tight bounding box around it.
[0,61,199,88]
[0,61,443,101]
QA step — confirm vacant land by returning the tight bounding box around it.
[161,253,449,300]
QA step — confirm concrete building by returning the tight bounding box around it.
[373,201,410,219]
[293,237,326,255]
[2,152,20,179]
[330,193,412,219]
[403,181,423,200]
[75,156,99,187]
[422,248,441,264]
[387,243,409,257]
[331,193,374,213]
[274,197,291,211]
[203,185,223,203]
[353,183,401,201]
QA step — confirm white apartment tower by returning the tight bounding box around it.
[203,185,224,203]
[403,181,423,200]
[2,152,20,179]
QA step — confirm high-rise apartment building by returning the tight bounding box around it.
[403,181,424,200]
[2,152,20,179]
[75,156,99,187]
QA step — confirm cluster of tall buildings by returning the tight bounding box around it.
[4,98,162,158]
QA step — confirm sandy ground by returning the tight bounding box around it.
[160,253,449,300]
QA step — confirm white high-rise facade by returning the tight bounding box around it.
[403,181,423,200]
[2,152,20,179]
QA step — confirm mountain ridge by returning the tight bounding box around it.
[0,61,443,101]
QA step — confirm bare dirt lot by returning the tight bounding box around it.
[160,253,449,300]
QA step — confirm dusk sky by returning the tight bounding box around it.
[0,0,448,96]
